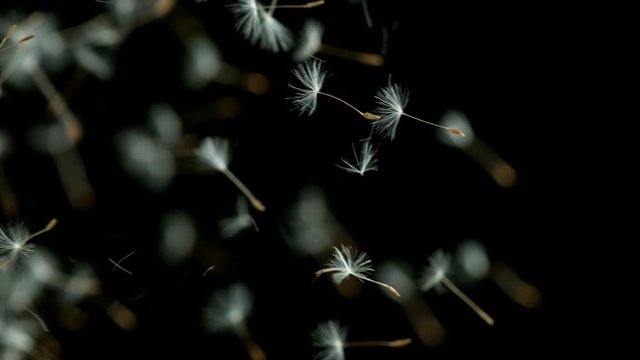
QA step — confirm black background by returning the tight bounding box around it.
[0,0,593,358]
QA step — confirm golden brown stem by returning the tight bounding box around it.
[267,0,278,16]
[235,323,267,360]
[222,169,266,212]
[263,0,324,9]
[441,276,494,326]
[317,91,380,120]
[402,113,464,136]
[465,139,517,188]
[25,218,57,243]
[345,338,412,348]
[319,43,384,67]
[490,262,540,308]
[30,64,84,143]
[315,268,401,297]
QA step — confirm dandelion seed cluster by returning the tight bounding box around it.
[0,1,550,358]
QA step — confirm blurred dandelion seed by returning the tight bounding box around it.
[421,250,494,326]
[457,240,540,308]
[196,137,266,212]
[373,83,464,140]
[29,123,95,209]
[160,211,196,265]
[205,283,266,360]
[336,140,378,176]
[315,245,400,297]
[378,261,446,347]
[0,219,57,269]
[294,20,383,66]
[0,14,83,142]
[438,111,517,188]
[312,320,411,360]
[290,59,379,119]
[220,197,259,239]
[116,128,176,192]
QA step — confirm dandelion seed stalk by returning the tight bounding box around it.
[51,144,96,210]
[221,168,266,212]
[319,43,384,67]
[25,218,57,243]
[263,0,324,9]
[235,323,267,360]
[315,245,401,297]
[465,139,516,188]
[30,64,84,142]
[441,276,494,326]
[344,338,412,348]
[402,113,464,136]
[317,91,380,120]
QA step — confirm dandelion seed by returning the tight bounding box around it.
[195,136,230,171]
[438,111,517,188]
[311,320,411,360]
[205,283,266,360]
[336,141,378,176]
[421,250,494,326]
[63,263,101,302]
[312,320,346,360]
[205,283,253,332]
[284,187,337,256]
[220,197,259,239]
[293,20,383,66]
[0,14,81,142]
[373,83,464,140]
[289,59,326,115]
[116,129,176,192]
[1,320,39,354]
[73,46,113,80]
[456,240,540,308]
[0,219,57,270]
[107,0,175,26]
[293,19,323,62]
[107,300,138,331]
[183,35,221,90]
[28,123,95,209]
[378,261,445,347]
[196,137,266,212]
[457,240,490,282]
[289,59,379,119]
[148,103,182,146]
[315,245,400,297]
[229,0,262,43]
[229,0,293,52]
[160,211,196,265]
